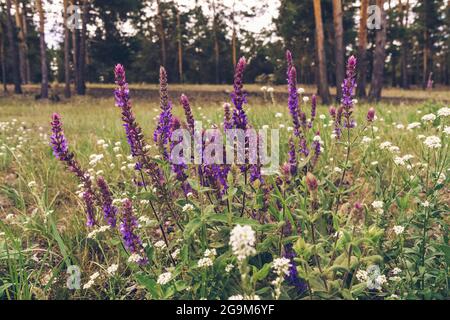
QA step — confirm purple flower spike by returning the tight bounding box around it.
[114,64,147,161]
[288,137,297,176]
[341,56,357,128]
[310,94,317,124]
[223,103,232,130]
[154,66,173,160]
[96,176,118,228]
[120,199,148,265]
[288,66,301,136]
[50,113,97,227]
[180,94,195,134]
[286,50,294,73]
[231,57,248,130]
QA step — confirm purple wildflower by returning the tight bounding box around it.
[120,199,148,265]
[284,244,307,294]
[231,57,248,130]
[286,50,294,73]
[170,117,191,195]
[287,66,301,136]
[341,56,357,128]
[96,176,118,228]
[154,66,173,160]
[299,136,309,157]
[311,131,321,168]
[114,65,148,161]
[114,64,164,188]
[180,94,195,134]
[50,113,97,227]
[310,94,317,125]
[367,107,376,122]
[223,103,232,130]
[288,137,297,176]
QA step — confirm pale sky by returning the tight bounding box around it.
[42,0,281,48]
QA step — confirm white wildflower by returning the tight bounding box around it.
[182,203,194,212]
[423,135,441,149]
[157,272,173,285]
[437,107,450,117]
[393,225,405,235]
[198,257,214,268]
[229,225,256,262]
[106,264,119,275]
[421,113,436,122]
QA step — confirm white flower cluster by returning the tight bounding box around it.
[229,225,256,262]
[182,203,194,212]
[379,141,400,153]
[228,294,261,300]
[371,200,384,214]
[437,107,450,117]
[393,154,414,166]
[393,225,405,235]
[271,257,292,299]
[198,249,217,268]
[87,225,111,239]
[83,271,101,289]
[157,272,173,285]
[423,135,442,149]
[421,113,436,122]
[407,122,421,130]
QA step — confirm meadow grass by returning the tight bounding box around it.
[0,91,448,300]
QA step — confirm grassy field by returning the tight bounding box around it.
[0,85,448,300]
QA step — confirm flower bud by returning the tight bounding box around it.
[305,172,318,192]
[367,107,376,122]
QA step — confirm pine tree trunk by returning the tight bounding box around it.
[77,0,87,95]
[357,0,368,98]
[5,0,22,94]
[22,2,31,83]
[212,0,220,84]
[156,0,167,68]
[400,0,410,89]
[176,8,183,82]
[63,0,71,98]
[0,30,7,93]
[36,0,48,99]
[71,0,80,94]
[14,0,27,84]
[313,0,331,104]
[332,0,344,101]
[369,0,387,102]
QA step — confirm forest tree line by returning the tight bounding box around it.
[0,0,449,103]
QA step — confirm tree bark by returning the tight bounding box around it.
[5,0,22,94]
[156,0,167,68]
[36,0,48,99]
[71,0,80,94]
[77,0,87,95]
[231,1,237,67]
[313,0,331,104]
[63,0,71,98]
[332,0,344,101]
[357,0,368,97]
[212,0,220,84]
[399,0,410,89]
[369,0,387,102]
[14,0,27,84]
[0,28,7,93]
[176,7,183,82]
